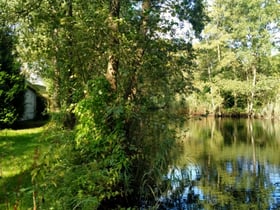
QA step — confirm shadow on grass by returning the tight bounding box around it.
[0,130,43,161]
[12,119,49,130]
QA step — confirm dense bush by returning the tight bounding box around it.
[35,78,131,209]
[0,26,25,128]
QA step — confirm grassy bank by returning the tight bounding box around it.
[0,127,47,210]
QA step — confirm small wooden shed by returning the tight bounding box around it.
[21,81,48,121]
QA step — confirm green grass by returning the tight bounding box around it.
[0,127,47,210]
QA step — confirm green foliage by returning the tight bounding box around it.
[0,25,25,128]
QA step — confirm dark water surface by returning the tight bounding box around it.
[157,118,280,210]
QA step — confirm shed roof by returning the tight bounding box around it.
[26,80,48,98]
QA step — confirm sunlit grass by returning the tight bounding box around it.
[0,127,44,176]
[0,126,47,209]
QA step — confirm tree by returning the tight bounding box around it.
[0,24,25,128]
[194,0,280,116]
[3,0,207,208]
[13,0,110,128]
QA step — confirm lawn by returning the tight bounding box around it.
[0,127,47,210]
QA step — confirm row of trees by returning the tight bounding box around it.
[190,0,280,118]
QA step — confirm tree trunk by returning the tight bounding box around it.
[248,65,256,117]
[124,0,151,150]
[63,0,76,129]
[217,44,221,62]
[50,55,61,113]
[124,0,151,100]
[208,59,215,114]
[141,0,150,36]
[106,0,120,91]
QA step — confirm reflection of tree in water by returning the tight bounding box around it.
[133,118,280,209]
[158,165,203,209]
[164,118,280,209]
[198,119,274,209]
[201,157,271,209]
[272,182,280,209]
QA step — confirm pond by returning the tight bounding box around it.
[156,118,280,210]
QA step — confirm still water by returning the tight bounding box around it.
[158,118,280,210]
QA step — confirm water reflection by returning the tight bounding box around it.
[159,118,280,210]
